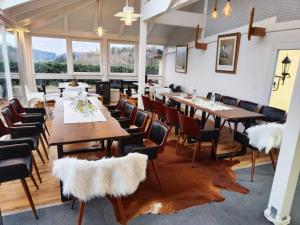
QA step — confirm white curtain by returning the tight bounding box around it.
[17,30,36,97]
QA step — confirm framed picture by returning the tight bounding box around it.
[175,45,188,73]
[215,32,241,74]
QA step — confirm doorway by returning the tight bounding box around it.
[269,49,300,111]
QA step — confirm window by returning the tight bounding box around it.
[6,31,19,73]
[109,43,135,74]
[32,37,67,74]
[146,45,164,75]
[72,41,101,73]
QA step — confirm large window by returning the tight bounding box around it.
[72,41,101,73]
[109,43,135,74]
[146,45,164,75]
[32,37,67,74]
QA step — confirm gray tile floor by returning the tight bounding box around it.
[3,164,300,225]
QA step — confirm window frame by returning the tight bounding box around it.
[108,41,137,77]
[71,38,103,76]
[31,35,68,75]
[146,44,165,76]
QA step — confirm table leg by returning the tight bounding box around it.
[59,88,63,97]
[215,116,221,129]
[175,102,181,135]
[162,96,166,103]
[57,145,71,202]
[184,105,189,115]
[0,209,3,225]
[107,139,113,157]
[201,111,206,129]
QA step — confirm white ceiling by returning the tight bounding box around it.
[2,0,204,44]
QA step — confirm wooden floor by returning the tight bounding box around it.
[0,115,276,215]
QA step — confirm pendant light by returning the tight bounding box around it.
[95,0,106,36]
[211,0,218,19]
[222,0,232,17]
[114,0,140,26]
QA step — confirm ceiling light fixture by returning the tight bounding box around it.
[114,0,140,26]
[211,0,218,19]
[222,0,232,17]
[95,0,106,36]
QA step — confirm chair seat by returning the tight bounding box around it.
[192,129,220,142]
[0,136,39,149]
[0,157,32,182]
[123,143,145,155]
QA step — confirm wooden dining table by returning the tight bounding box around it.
[49,97,130,201]
[160,92,264,158]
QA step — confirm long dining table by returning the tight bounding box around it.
[49,97,130,201]
[160,92,264,158]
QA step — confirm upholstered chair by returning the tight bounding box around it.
[0,144,39,219]
[233,131,276,182]
[119,109,149,133]
[177,113,220,167]
[2,106,49,161]
[119,120,170,190]
[108,98,128,118]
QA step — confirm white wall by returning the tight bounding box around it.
[164,18,300,105]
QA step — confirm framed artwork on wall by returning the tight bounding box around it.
[215,32,241,74]
[175,45,188,73]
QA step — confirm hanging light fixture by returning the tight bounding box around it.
[95,0,106,36]
[222,0,232,17]
[211,0,218,19]
[114,0,140,26]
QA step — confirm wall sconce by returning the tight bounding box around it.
[273,55,292,91]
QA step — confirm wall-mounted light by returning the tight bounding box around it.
[222,0,232,17]
[273,55,292,91]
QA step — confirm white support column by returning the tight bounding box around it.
[66,38,73,77]
[264,59,300,225]
[102,38,108,81]
[137,0,147,107]
[0,26,13,100]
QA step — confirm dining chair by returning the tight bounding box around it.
[177,113,220,167]
[2,106,49,161]
[204,92,222,124]
[119,120,170,190]
[117,102,137,126]
[152,100,166,122]
[142,95,155,117]
[0,144,39,219]
[24,85,52,120]
[232,131,276,182]
[222,100,259,133]
[9,98,50,136]
[220,96,238,132]
[259,106,286,123]
[206,92,222,102]
[108,98,128,119]
[0,118,43,182]
[119,109,149,133]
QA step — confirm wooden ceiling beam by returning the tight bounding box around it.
[0,0,33,10]
[5,0,59,16]
[28,0,95,30]
[16,0,80,23]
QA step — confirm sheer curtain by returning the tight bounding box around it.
[17,30,36,97]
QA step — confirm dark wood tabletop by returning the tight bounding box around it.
[160,92,263,120]
[49,97,129,146]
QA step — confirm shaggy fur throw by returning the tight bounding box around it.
[246,123,284,153]
[52,153,148,202]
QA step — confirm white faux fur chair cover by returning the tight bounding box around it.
[52,153,148,202]
[246,123,284,153]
